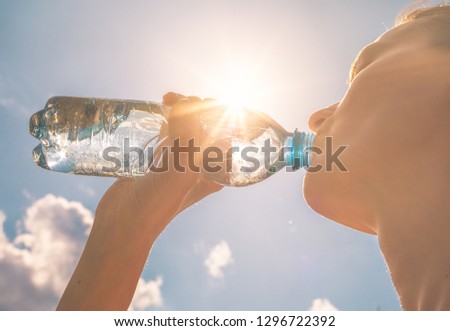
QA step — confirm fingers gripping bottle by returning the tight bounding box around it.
[29,96,314,187]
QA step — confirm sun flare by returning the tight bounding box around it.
[217,75,253,116]
[199,59,273,138]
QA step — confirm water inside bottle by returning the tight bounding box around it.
[30,97,169,177]
[199,108,291,186]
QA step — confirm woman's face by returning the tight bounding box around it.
[303,17,450,234]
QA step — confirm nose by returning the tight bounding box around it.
[308,102,339,132]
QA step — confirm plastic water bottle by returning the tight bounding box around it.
[29,96,314,187]
[29,96,169,177]
[198,108,314,186]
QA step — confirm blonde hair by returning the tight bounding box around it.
[396,2,450,49]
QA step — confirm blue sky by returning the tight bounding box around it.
[0,0,430,310]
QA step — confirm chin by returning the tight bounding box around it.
[303,170,334,219]
[303,171,376,235]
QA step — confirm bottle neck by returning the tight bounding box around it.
[284,129,315,170]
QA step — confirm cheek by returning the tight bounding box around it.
[308,115,357,173]
[302,115,375,214]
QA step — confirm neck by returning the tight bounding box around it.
[375,158,450,310]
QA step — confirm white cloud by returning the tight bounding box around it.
[0,194,163,310]
[130,276,164,310]
[204,240,233,279]
[308,298,339,311]
[16,194,93,293]
[0,195,93,309]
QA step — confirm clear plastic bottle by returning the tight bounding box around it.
[29,96,314,186]
[29,96,169,177]
[198,108,314,186]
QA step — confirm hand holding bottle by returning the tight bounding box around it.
[95,92,223,236]
[57,92,222,310]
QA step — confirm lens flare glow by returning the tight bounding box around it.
[216,73,256,117]
[194,58,274,138]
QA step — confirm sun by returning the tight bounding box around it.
[217,75,252,115]
[198,58,273,136]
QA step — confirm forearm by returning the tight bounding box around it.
[57,209,171,310]
[56,94,224,310]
